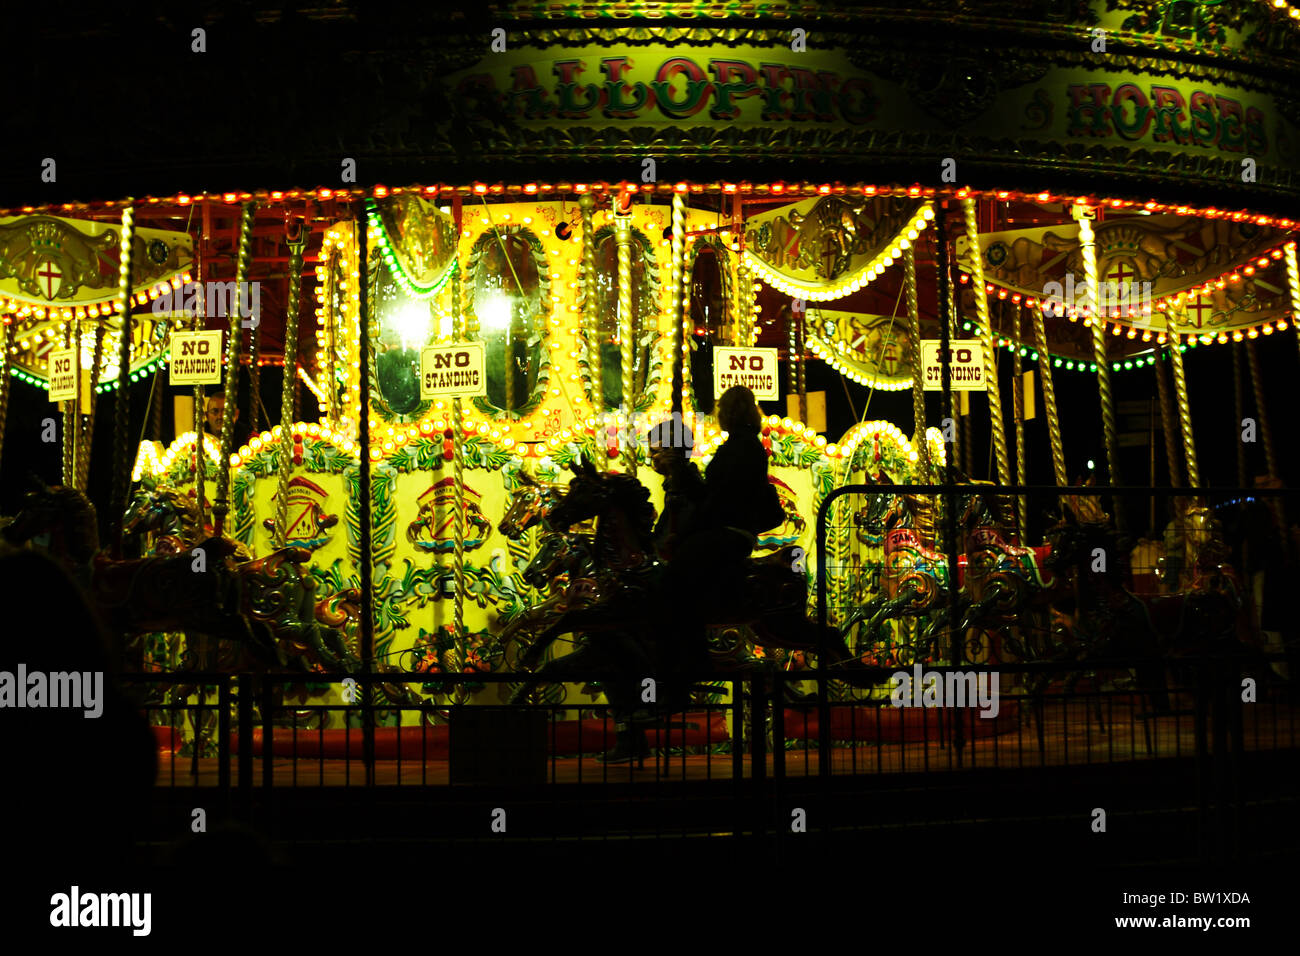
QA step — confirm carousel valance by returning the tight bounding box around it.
[741,196,926,300]
[806,309,913,391]
[0,213,192,310]
[956,216,1290,336]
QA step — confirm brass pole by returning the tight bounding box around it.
[904,245,930,479]
[579,192,601,414]
[1030,303,1068,487]
[1077,209,1126,531]
[614,203,636,476]
[961,198,1010,487]
[214,201,255,537]
[1010,302,1027,540]
[1166,311,1200,487]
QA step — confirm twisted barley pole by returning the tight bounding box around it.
[193,266,207,531]
[1245,339,1286,526]
[1031,302,1067,487]
[62,319,75,487]
[1287,241,1300,373]
[670,192,686,416]
[579,193,601,415]
[77,319,106,493]
[451,254,467,685]
[1010,303,1027,540]
[1166,311,1200,487]
[0,315,10,478]
[273,227,308,549]
[111,207,136,556]
[904,245,930,479]
[1153,347,1183,488]
[214,201,255,536]
[962,198,1010,486]
[1077,210,1126,530]
[614,209,636,476]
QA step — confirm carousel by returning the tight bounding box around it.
[0,0,1298,772]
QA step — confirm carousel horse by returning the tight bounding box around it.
[1043,497,1256,715]
[940,480,1057,660]
[842,477,953,661]
[505,456,884,710]
[121,486,251,561]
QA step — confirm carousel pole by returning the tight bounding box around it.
[614,191,636,476]
[451,193,468,686]
[1166,312,1201,487]
[579,192,602,416]
[110,206,136,558]
[1287,240,1300,370]
[1031,302,1068,488]
[76,320,106,494]
[61,319,74,487]
[0,315,10,478]
[1233,344,1248,491]
[1076,207,1126,532]
[213,202,255,539]
[194,203,212,531]
[935,203,964,757]
[1153,348,1183,488]
[356,202,376,776]
[904,245,930,479]
[1010,303,1027,540]
[961,198,1010,489]
[70,316,81,491]
[1245,339,1286,527]
[273,222,308,550]
[670,191,686,416]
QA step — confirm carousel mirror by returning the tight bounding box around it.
[467,228,549,418]
[687,242,729,413]
[370,260,431,420]
[591,226,660,410]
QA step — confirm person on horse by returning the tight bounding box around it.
[655,386,784,700]
[645,417,705,563]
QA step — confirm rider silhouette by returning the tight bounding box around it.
[655,386,783,696]
[646,421,704,562]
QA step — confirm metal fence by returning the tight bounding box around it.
[115,483,1299,858]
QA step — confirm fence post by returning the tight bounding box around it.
[218,675,231,810]
[238,672,253,819]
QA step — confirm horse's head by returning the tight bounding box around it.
[499,471,562,539]
[523,532,592,589]
[3,477,99,561]
[543,455,609,532]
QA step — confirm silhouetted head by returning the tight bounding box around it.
[716,386,761,436]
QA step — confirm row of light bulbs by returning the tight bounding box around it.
[743,204,935,302]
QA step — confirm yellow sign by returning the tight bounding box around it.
[420,342,487,398]
[48,349,78,401]
[168,331,223,385]
[714,346,779,400]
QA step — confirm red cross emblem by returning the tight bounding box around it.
[880,339,901,376]
[1186,296,1213,328]
[1106,261,1135,285]
[36,259,62,300]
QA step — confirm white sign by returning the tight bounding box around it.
[48,349,77,402]
[713,346,779,401]
[420,342,486,398]
[169,330,224,385]
[920,341,986,391]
